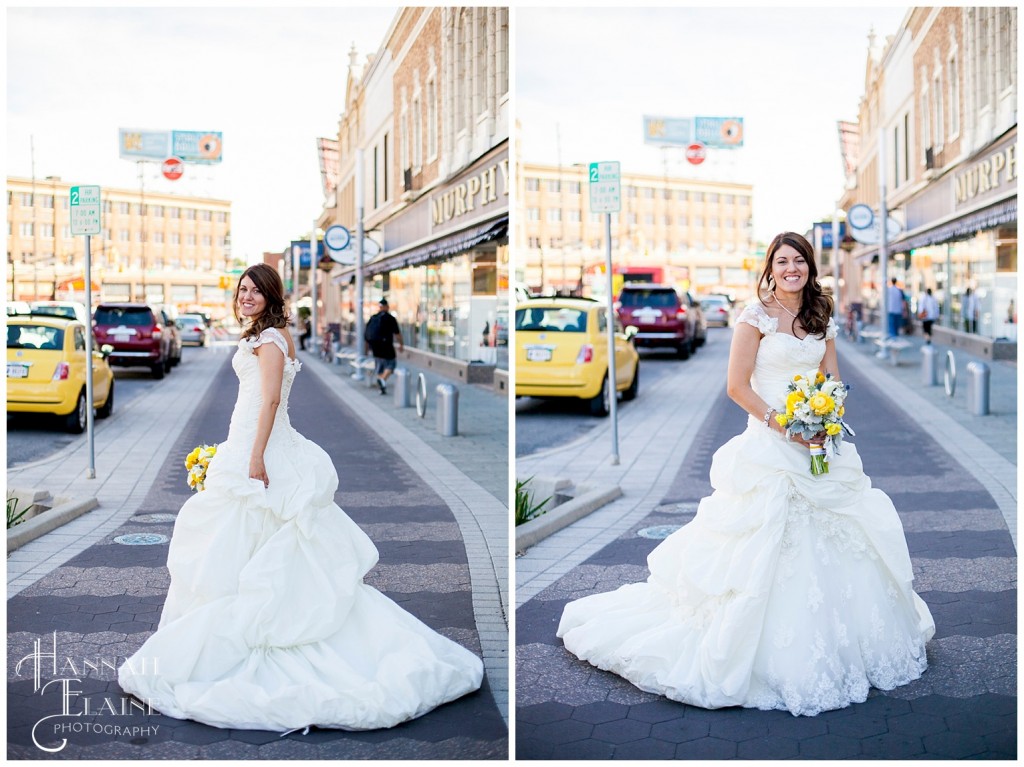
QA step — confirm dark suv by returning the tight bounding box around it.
[617,284,707,359]
[93,303,177,378]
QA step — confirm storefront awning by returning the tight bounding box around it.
[856,197,1017,263]
[363,218,508,277]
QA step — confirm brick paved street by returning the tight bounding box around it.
[8,352,507,759]
[515,335,1016,760]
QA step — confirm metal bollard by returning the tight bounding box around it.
[392,367,411,408]
[920,344,938,386]
[966,361,991,416]
[436,383,459,436]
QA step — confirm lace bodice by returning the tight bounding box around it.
[228,327,301,441]
[737,303,837,418]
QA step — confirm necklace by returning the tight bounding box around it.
[771,290,801,319]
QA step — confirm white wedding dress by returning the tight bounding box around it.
[118,328,483,731]
[558,304,935,717]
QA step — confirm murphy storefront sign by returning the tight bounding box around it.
[953,136,1017,207]
[431,152,509,231]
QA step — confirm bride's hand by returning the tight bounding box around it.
[249,456,269,487]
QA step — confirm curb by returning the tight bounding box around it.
[515,485,623,553]
[7,497,98,553]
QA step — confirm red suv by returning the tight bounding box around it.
[93,303,176,379]
[617,284,707,359]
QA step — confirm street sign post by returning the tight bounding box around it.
[69,185,101,236]
[324,224,351,253]
[70,185,101,479]
[588,161,621,465]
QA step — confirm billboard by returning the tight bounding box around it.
[118,129,170,160]
[694,117,743,148]
[642,116,744,149]
[642,116,694,146]
[172,131,223,164]
[118,128,223,163]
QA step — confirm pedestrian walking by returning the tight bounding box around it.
[117,264,482,732]
[557,232,934,717]
[917,287,940,344]
[962,287,979,334]
[299,315,312,351]
[886,277,905,338]
[365,298,404,395]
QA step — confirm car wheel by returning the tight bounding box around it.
[676,340,691,360]
[65,390,87,434]
[151,360,165,379]
[588,375,610,417]
[96,380,114,419]
[622,364,639,401]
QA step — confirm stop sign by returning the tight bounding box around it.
[162,157,184,181]
[685,142,707,165]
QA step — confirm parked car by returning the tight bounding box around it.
[177,314,208,346]
[616,283,706,359]
[700,295,732,327]
[6,301,32,316]
[515,297,639,416]
[29,300,90,325]
[92,303,175,379]
[7,314,115,432]
[156,305,183,367]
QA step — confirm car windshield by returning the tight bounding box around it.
[619,290,677,307]
[180,318,202,327]
[702,299,727,308]
[7,324,64,350]
[95,307,153,325]
[516,307,587,332]
[31,305,77,319]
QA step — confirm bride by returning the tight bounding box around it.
[558,232,935,717]
[118,264,483,732]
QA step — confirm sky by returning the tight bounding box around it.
[515,6,910,245]
[6,6,397,265]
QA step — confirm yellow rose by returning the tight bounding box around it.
[808,392,835,415]
[785,390,806,415]
[825,422,842,436]
[774,413,790,427]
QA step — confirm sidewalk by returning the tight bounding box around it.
[7,342,509,758]
[515,327,1016,759]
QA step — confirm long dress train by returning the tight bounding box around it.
[557,304,934,716]
[118,327,483,731]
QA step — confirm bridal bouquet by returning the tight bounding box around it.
[185,444,217,491]
[774,371,854,476]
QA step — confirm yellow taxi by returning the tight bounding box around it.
[7,313,115,433]
[515,297,640,416]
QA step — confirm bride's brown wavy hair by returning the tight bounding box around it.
[756,231,833,338]
[234,263,290,341]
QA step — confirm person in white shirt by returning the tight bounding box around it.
[917,288,940,344]
[886,278,905,338]
[962,288,979,334]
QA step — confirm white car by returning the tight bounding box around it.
[177,315,208,346]
[30,300,90,325]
